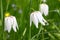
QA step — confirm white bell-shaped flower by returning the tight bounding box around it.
[4,16,18,33]
[40,3,49,16]
[30,11,49,28]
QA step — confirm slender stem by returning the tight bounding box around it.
[1,0,3,21]
[29,0,32,40]
[42,30,44,40]
[29,27,31,40]
[6,0,10,12]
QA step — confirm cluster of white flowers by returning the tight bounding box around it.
[4,0,49,33]
[4,16,18,33]
[30,1,49,28]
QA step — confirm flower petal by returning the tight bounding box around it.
[36,11,45,26]
[40,4,49,16]
[4,16,18,33]
[4,17,12,33]
[32,12,39,28]
[30,12,39,28]
[11,16,18,32]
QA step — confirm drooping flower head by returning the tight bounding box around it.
[4,12,18,33]
[39,0,49,16]
[30,11,49,28]
[39,3,49,16]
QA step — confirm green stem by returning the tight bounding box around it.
[42,30,44,40]
[6,0,10,12]
[29,27,31,40]
[1,0,3,21]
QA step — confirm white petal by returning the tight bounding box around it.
[36,11,45,26]
[30,12,38,28]
[13,26,17,32]
[42,16,49,25]
[4,16,18,33]
[11,16,18,32]
[4,17,12,33]
[30,13,38,28]
[31,12,38,28]
[40,4,49,16]
[32,12,39,28]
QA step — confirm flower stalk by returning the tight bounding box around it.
[1,0,3,21]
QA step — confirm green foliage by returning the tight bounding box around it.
[0,0,60,40]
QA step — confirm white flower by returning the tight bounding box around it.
[30,11,49,28]
[40,3,49,16]
[4,16,18,33]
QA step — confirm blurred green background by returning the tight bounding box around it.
[0,0,60,40]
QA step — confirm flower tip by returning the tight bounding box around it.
[44,14,48,16]
[36,26,38,28]
[45,22,49,26]
[5,12,10,17]
[47,23,49,25]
